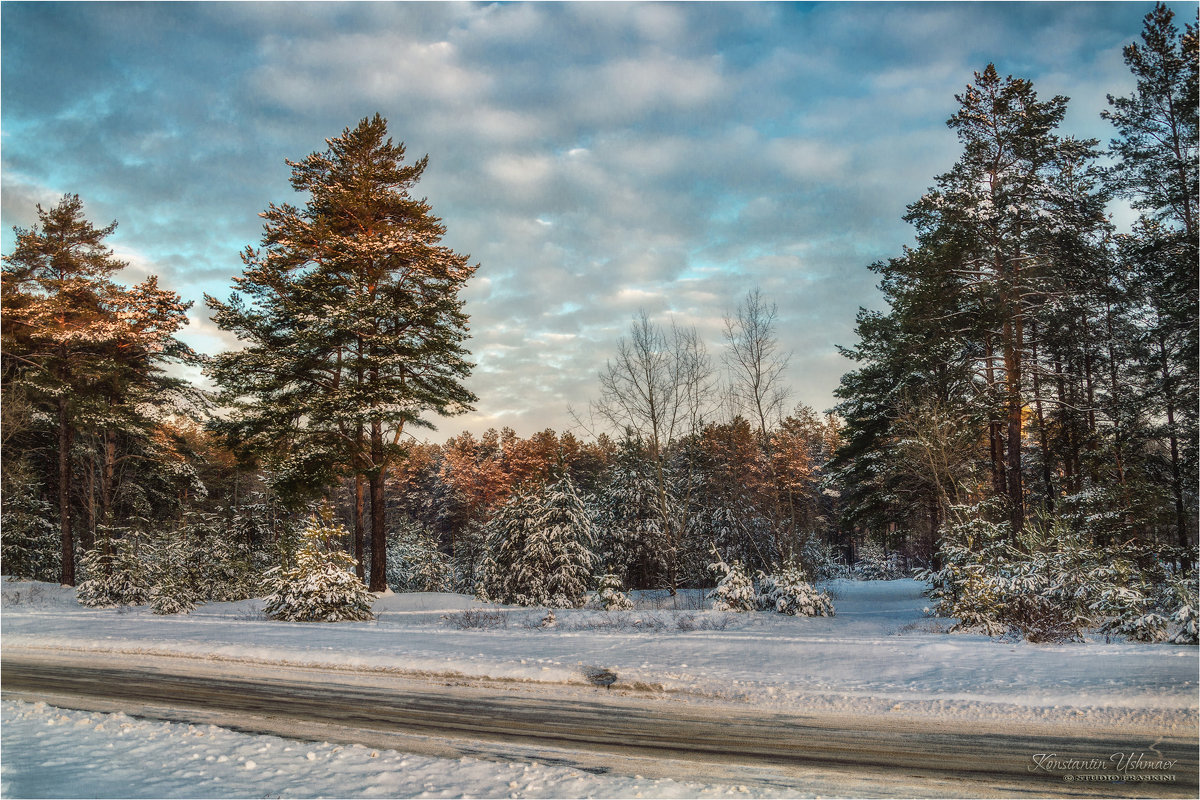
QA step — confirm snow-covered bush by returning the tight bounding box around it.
[706,548,756,612]
[757,562,835,617]
[853,541,908,580]
[594,573,634,611]
[263,507,374,623]
[924,503,1198,643]
[76,534,151,607]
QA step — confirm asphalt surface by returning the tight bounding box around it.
[2,647,1195,797]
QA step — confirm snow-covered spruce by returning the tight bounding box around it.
[1166,572,1199,645]
[706,547,756,612]
[853,541,908,580]
[386,519,452,594]
[757,562,835,617]
[799,534,851,581]
[594,573,634,611]
[481,475,595,608]
[147,524,197,615]
[75,537,151,608]
[262,508,373,623]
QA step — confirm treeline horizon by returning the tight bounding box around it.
[2,5,1195,598]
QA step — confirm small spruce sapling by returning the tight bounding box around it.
[149,530,197,615]
[263,506,374,622]
[76,535,151,607]
[757,561,835,617]
[596,573,634,611]
[853,541,907,580]
[706,546,756,612]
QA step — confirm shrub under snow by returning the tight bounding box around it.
[263,508,374,623]
[594,572,634,611]
[757,562,835,617]
[706,548,757,612]
[922,502,1198,643]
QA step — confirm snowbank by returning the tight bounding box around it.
[0,700,790,799]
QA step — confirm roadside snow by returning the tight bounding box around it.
[0,700,787,799]
[2,577,1196,732]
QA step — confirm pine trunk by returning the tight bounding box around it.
[83,442,96,552]
[369,420,388,592]
[99,429,116,542]
[354,472,366,583]
[57,398,75,586]
[1159,335,1187,547]
[984,336,1007,497]
[1104,303,1127,487]
[1002,319,1024,538]
[1029,322,1054,513]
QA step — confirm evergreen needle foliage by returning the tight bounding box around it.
[263,506,375,622]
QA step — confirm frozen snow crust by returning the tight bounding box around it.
[2,577,1196,734]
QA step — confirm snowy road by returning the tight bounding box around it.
[4,647,1195,798]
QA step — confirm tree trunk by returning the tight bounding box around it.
[57,398,75,586]
[83,440,96,552]
[1053,356,1077,493]
[1002,321,1024,538]
[1104,303,1127,488]
[354,472,366,583]
[369,420,388,592]
[984,336,1007,497]
[99,430,116,530]
[1029,322,1054,513]
[1159,335,1187,548]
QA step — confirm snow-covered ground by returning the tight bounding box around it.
[2,577,1196,797]
[3,577,1195,731]
[2,699,806,799]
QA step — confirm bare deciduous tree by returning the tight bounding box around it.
[723,288,791,438]
[593,310,716,592]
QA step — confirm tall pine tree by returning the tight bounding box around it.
[207,115,477,590]
[3,195,193,584]
[1104,4,1199,546]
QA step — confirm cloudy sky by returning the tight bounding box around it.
[0,1,1178,440]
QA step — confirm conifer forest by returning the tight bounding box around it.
[2,4,1197,645]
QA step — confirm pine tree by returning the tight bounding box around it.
[1104,5,1199,546]
[480,475,595,607]
[76,533,151,607]
[149,526,198,615]
[207,115,477,591]
[480,490,539,604]
[595,437,669,589]
[1103,3,1198,239]
[2,195,194,584]
[386,518,452,593]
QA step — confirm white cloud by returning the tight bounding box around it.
[2,0,1156,438]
